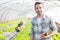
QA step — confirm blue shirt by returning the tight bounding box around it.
[30,16,57,40]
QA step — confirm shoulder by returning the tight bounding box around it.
[44,15,53,23]
[31,17,36,21]
[45,15,52,21]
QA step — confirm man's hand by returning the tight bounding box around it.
[41,35,50,39]
[40,33,50,39]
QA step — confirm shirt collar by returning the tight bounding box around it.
[36,15,46,19]
[35,15,46,20]
[43,15,46,19]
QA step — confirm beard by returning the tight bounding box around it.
[36,11,42,15]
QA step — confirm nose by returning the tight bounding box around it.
[38,9,40,11]
[38,8,41,11]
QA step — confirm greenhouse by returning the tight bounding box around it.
[0,0,60,40]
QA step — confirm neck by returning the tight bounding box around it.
[37,14,43,18]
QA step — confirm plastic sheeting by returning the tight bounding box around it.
[0,0,60,22]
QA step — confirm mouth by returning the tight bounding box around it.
[38,11,42,13]
[38,10,42,12]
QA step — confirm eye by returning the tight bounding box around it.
[35,7,38,9]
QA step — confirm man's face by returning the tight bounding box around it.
[35,4,43,15]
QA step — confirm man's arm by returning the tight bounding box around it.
[41,20,57,39]
[29,20,34,40]
[48,20,57,37]
[30,26,34,40]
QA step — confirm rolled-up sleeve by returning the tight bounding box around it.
[49,20,57,31]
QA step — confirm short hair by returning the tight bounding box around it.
[18,21,23,27]
[35,2,43,6]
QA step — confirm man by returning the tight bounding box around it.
[15,21,23,32]
[55,22,60,33]
[30,2,57,40]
